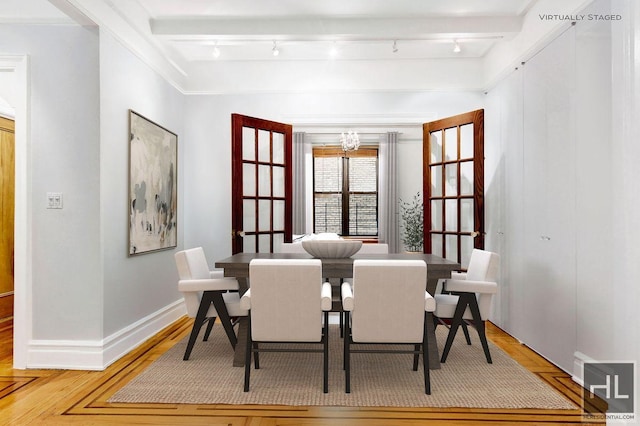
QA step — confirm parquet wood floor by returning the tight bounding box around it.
[0,317,604,425]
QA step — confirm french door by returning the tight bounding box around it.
[231,114,293,254]
[423,109,484,268]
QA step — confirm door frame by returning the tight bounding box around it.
[1,54,30,369]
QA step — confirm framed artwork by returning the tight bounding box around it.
[128,110,177,255]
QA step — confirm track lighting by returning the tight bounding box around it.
[272,41,280,56]
[212,46,220,58]
[453,40,461,53]
[392,40,398,53]
[329,42,338,58]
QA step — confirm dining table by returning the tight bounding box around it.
[215,252,461,369]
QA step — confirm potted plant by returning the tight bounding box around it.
[399,192,424,252]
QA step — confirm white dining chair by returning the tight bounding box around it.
[434,249,500,363]
[175,247,248,360]
[241,259,332,393]
[341,259,434,394]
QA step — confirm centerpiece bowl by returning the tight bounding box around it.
[302,240,363,259]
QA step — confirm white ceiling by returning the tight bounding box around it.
[1,0,536,62]
[2,0,592,93]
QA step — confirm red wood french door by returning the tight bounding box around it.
[423,109,484,269]
[231,114,293,254]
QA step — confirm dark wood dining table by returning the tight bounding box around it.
[215,252,460,369]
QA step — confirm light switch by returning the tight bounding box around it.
[47,192,63,209]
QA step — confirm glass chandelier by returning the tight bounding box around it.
[340,131,360,152]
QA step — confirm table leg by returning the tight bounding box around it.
[233,277,250,367]
[426,278,441,370]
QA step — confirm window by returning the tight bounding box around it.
[313,147,378,237]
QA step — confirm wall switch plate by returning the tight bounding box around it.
[47,192,63,209]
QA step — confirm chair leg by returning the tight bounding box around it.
[467,296,492,364]
[440,294,471,363]
[211,292,238,349]
[243,316,252,392]
[323,311,329,393]
[184,291,216,361]
[413,345,420,371]
[203,317,216,341]
[423,315,431,395]
[461,321,472,345]
[345,313,351,393]
[339,310,344,338]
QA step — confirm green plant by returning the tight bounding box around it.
[399,192,424,252]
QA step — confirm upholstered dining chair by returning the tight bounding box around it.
[241,259,332,393]
[434,249,500,364]
[175,247,248,361]
[341,259,434,394]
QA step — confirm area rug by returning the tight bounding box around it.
[109,324,576,409]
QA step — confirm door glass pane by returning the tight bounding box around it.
[430,165,442,197]
[259,200,271,231]
[444,127,458,161]
[273,200,285,231]
[460,124,474,159]
[431,200,442,231]
[258,165,271,197]
[460,161,474,195]
[273,166,284,197]
[431,233,443,256]
[242,127,255,161]
[243,235,256,253]
[258,130,270,162]
[243,164,256,196]
[314,194,342,234]
[273,233,284,252]
[460,199,474,232]
[243,200,256,232]
[460,235,474,269]
[445,199,458,232]
[445,164,457,196]
[273,132,285,164]
[430,131,442,163]
[445,234,458,262]
[258,234,271,253]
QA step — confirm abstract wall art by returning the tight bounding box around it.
[128,110,177,255]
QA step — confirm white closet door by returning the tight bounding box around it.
[522,28,577,373]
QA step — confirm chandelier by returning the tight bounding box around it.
[340,131,360,152]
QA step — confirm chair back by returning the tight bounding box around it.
[249,259,323,342]
[351,259,427,343]
[175,247,211,280]
[357,243,389,254]
[175,247,210,317]
[465,249,500,320]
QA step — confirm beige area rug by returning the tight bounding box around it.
[110,324,576,409]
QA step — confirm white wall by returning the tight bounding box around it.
[484,0,629,380]
[99,29,186,339]
[183,91,484,261]
[0,24,102,343]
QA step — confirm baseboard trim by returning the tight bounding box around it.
[26,300,186,370]
[573,351,596,386]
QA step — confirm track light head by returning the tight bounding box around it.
[272,41,280,56]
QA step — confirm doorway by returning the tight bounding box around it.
[0,116,14,321]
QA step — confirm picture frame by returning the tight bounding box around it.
[128,110,178,255]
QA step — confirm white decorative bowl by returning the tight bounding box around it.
[302,240,363,259]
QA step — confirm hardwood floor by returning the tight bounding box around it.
[0,316,604,425]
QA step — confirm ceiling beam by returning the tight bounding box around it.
[151,16,522,41]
